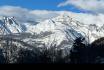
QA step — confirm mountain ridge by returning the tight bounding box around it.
[0,14,104,49]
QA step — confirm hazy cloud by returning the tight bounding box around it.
[0,6,63,22]
[58,0,104,13]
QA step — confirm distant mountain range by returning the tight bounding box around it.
[0,13,104,49]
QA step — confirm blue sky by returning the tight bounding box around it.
[0,0,85,13]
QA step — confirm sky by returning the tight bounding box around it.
[0,0,104,14]
[0,0,85,13]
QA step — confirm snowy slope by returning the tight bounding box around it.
[1,13,104,49]
[25,13,104,47]
[0,16,24,35]
[24,14,88,48]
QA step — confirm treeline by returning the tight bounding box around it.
[68,37,104,64]
[0,37,104,64]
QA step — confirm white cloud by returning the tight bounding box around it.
[66,12,104,27]
[30,10,65,21]
[58,0,104,13]
[0,6,64,23]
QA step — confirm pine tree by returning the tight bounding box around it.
[70,37,87,64]
[91,37,104,64]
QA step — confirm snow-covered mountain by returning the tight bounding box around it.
[1,14,104,49]
[0,15,85,49]
[24,14,104,48]
[23,14,87,49]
